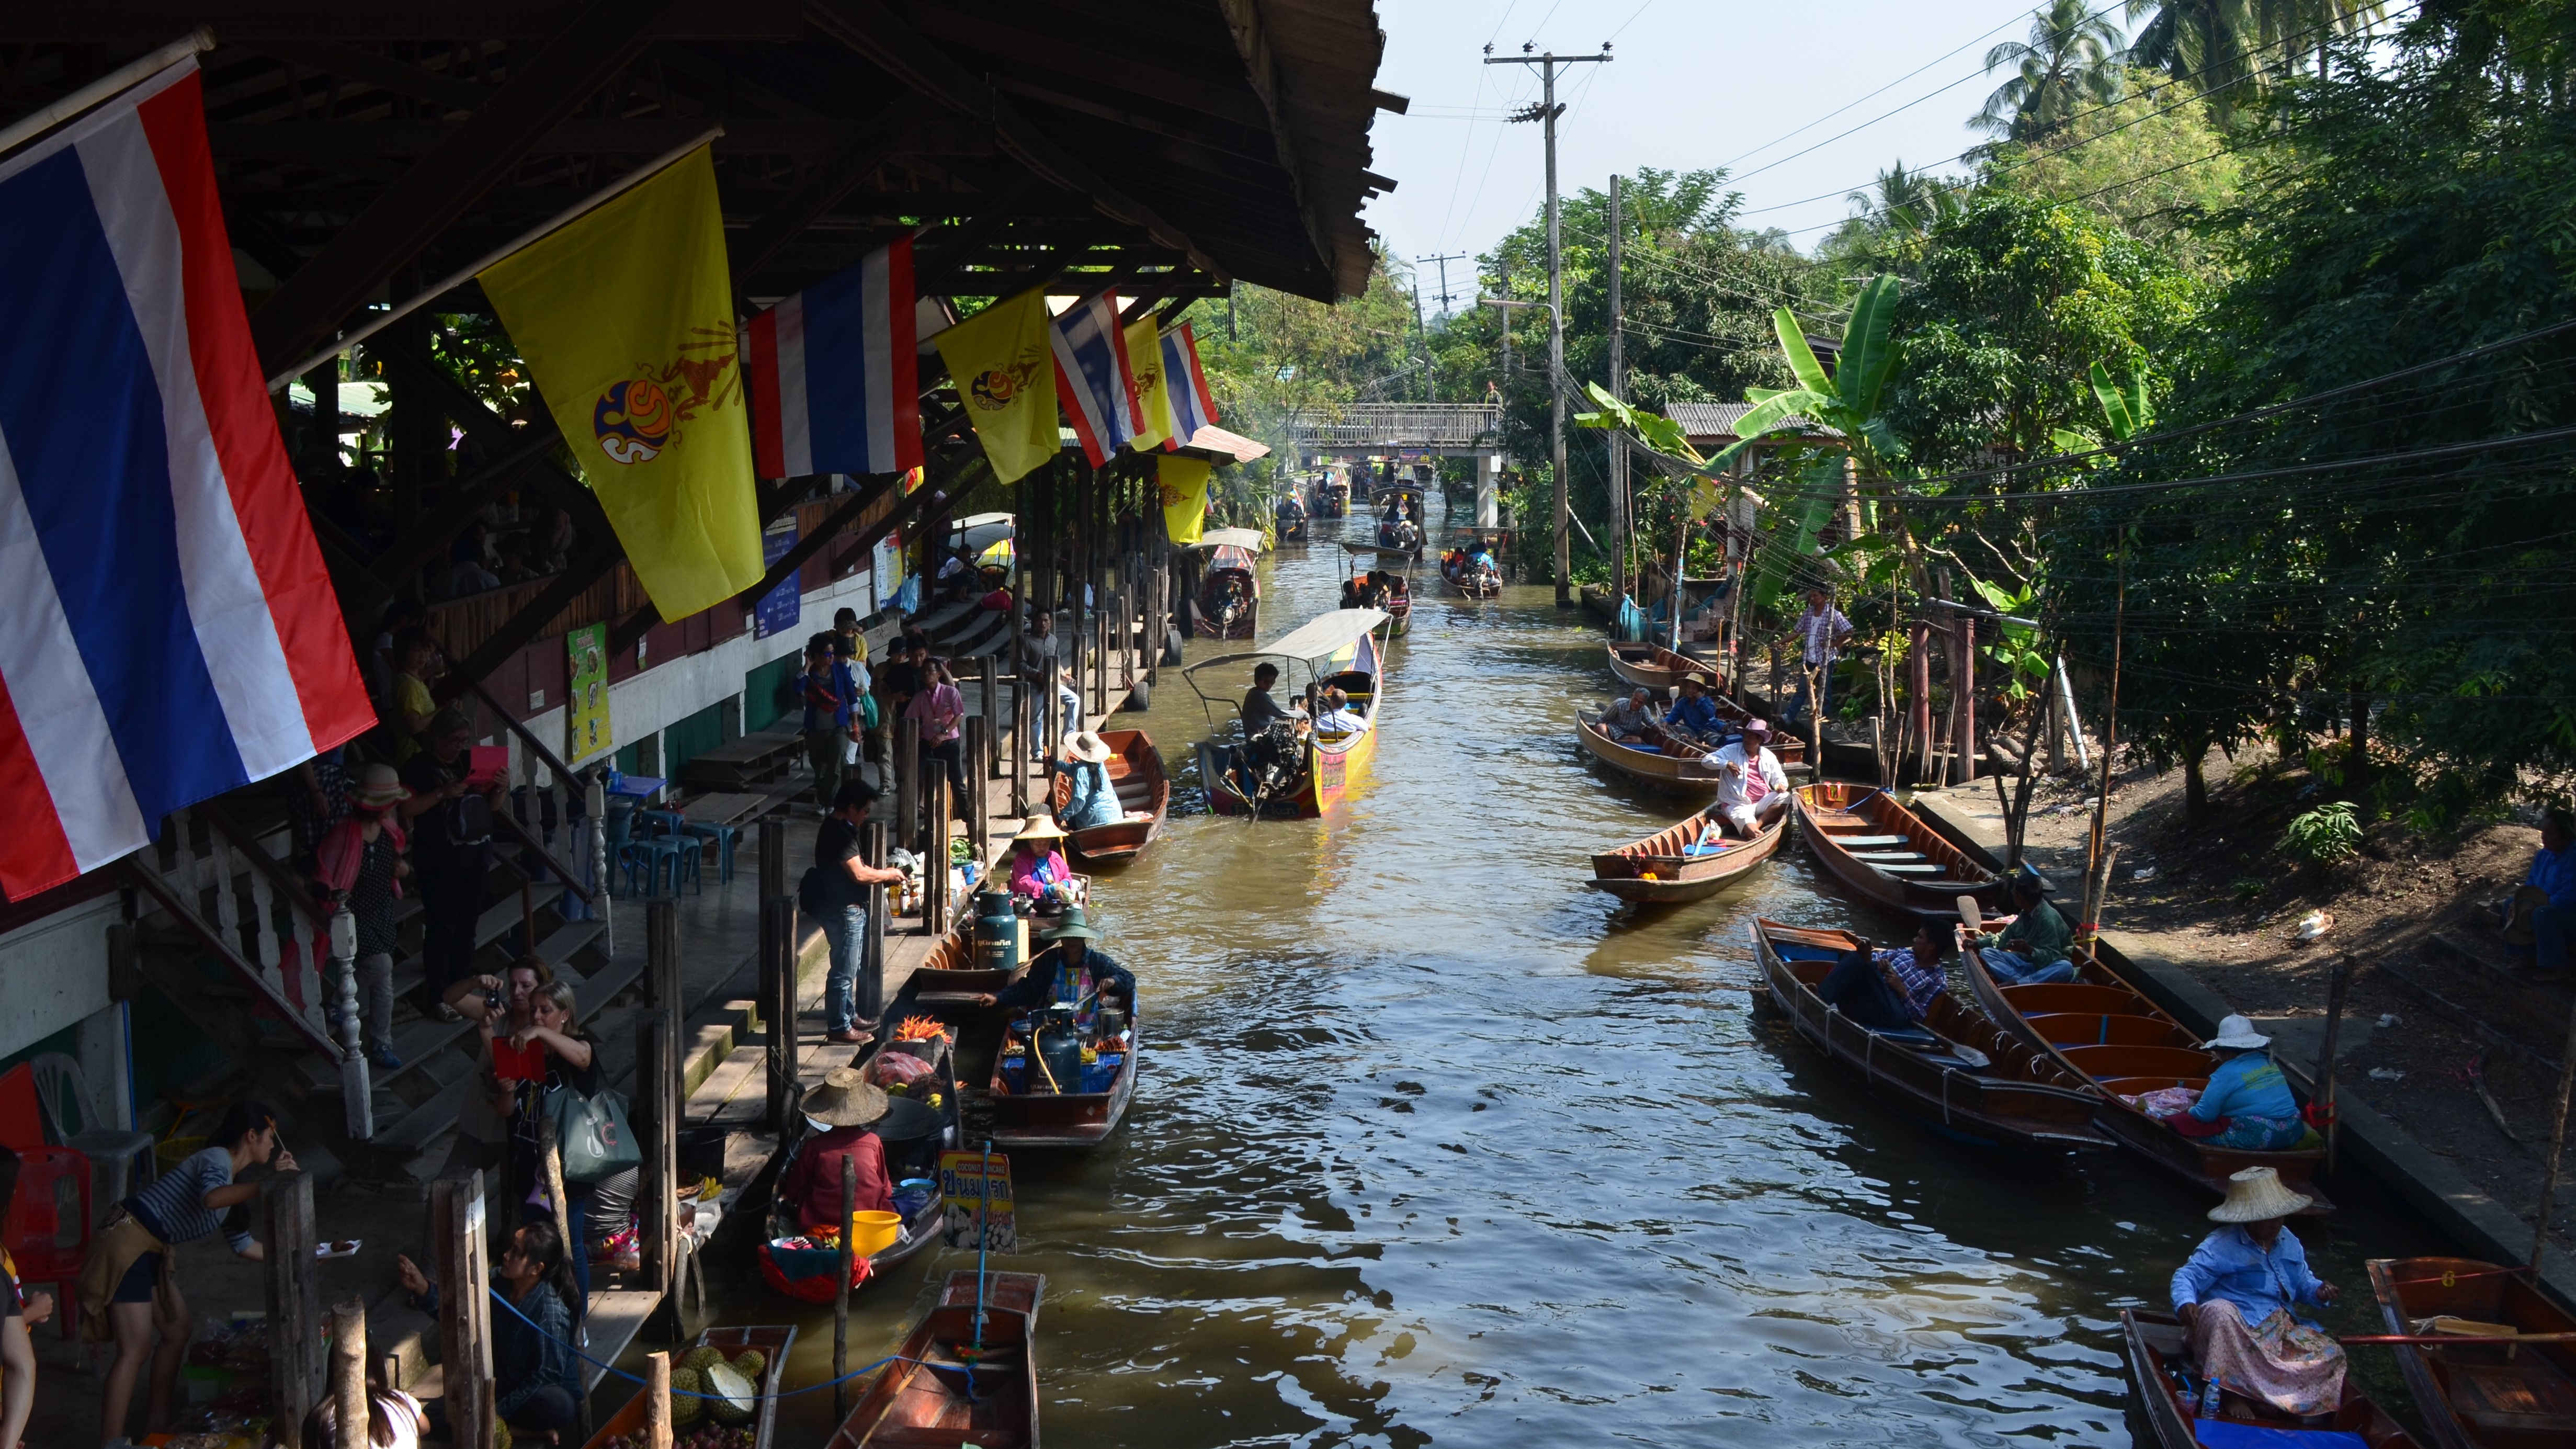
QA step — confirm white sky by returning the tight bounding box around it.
[1361,0,2074,312]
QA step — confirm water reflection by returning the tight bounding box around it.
[710,499,2436,1448]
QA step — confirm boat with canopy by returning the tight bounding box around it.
[1192,541,1259,639]
[1186,607,1393,817]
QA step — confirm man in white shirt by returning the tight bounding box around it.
[1312,686,1367,734]
[1701,719,1791,836]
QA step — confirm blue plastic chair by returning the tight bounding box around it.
[633,809,703,896]
[684,821,741,884]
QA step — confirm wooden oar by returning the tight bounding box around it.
[1957,895,1983,934]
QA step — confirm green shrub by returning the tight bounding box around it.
[2282,800,2362,867]
[2231,877,2266,904]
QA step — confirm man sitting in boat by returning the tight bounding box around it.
[1241,663,1306,735]
[779,1067,897,1230]
[1468,542,1500,583]
[1815,923,1946,1031]
[1313,687,1367,735]
[1049,731,1125,831]
[2175,1016,2311,1152]
[1005,816,1076,911]
[1340,576,1366,609]
[2171,1167,2344,1420]
[1440,547,1465,579]
[1600,688,1656,743]
[1662,672,1726,747]
[1964,874,2078,984]
[1700,719,1790,836]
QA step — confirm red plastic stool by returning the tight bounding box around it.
[4,1147,90,1340]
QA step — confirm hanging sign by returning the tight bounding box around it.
[565,624,613,763]
[939,1148,1015,1252]
[753,519,801,640]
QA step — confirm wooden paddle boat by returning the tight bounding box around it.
[2366,1256,2576,1449]
[1047,728,1168,865]
[1337,543,1412,636]
[1574,710,1806,797]
[1606,641,1722,694]
[825,1271,1045,1449]
[1789,782,2006,922]
[2121,1308,2422,1449]
[1587,806,1787,903]
[1964,947,2333,1209]
[1754,919,2115,1153]
[1192,541,1259,639]
[1189,608,1394,819]
[581,1324,798,1449]
[856,937,1141,1152]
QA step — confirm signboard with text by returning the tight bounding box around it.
[753,520,800,640]
[938,1149,1015,1252]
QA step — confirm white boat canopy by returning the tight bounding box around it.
[1258,607,1389,662]
[1196,526,1267,552]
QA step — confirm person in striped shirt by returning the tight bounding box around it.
[1817,923,1948,1031]
[84,1102,294,1446]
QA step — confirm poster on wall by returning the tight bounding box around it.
[566,623,612,763]
[753,519,800,640]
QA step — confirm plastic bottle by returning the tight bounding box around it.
[2198,1377,2220,1417]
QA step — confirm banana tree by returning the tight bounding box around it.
[2051,358,2154,451]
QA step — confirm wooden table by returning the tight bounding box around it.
[679,791,769,827]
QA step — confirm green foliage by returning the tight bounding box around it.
[1993,75,2244,275]
[2231,876,2267,903]
[2282,800,2363,866]
[1976,0,2129,140]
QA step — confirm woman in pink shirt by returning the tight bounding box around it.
[904,656,968,823]
[1005,816,1074,907]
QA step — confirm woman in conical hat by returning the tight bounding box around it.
[2170,1166,2346,1419]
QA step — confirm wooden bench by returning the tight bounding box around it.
[682,727,805,789]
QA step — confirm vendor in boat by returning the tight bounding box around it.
[1662,672,1726,747]
[977,909,1133,1015]
[1601,688,1656,743]
[1241,662,1307,736]
[1816,923,1947,1031]
[1313,686,1366,734]
[1006,816,1077,910]
[1050,731,1124,831]
[1965,874,2079,984]
[780,1067,896,1230]
[1701,719,1790,836]
[2178,1016,2311,1151]
[2171,1166,2344,1420]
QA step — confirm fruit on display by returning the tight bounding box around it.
[679,1345,727,1377]
[604,1427,752,1449]
[494,1423,513,1449]
[668,1366,703,1425]
[702,1361,758,1425]
[731,1349,767,1381]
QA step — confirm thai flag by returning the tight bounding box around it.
[1050,294,1142,467]
[1163,322,1220,443]
[744,238,922,479]
[0,60,372,898]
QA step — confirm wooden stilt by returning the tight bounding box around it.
[432,1172,494,1449]
[330,1296,368,1449]
[262,1169,320,1439]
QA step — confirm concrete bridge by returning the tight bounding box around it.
[1290,404,1507,526]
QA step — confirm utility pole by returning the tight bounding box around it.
[1606,172,1628,608]
[1490,40,1612,607]
[1496,258,1512,379]
[1415,252,1469,312]
[1410,285,1434,403]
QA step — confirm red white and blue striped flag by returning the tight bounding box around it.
[744,237,922,479]
[1162,322,1219,443]
[1050,294,1142,466]
[0,60,372,897]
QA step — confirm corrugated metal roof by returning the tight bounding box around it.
[1665,401,1833,440]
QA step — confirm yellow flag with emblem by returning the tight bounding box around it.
[1158,455,1212,546]
[933,287,1059,483]
[1124,314,1173,452]
[478,146,761,619]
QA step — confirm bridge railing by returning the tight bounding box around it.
[1290,404,1502,450]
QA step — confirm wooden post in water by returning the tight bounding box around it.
[924,773,949,936]
[861,821,888,1021]
[262,1169,320,1437]
[1011,674,1030,818]
[636,1013,676,1298]
[764,895,798,1126]
[894,716,920,852]
[2532,994,2576,1272]
[980,656,1001,777]
[2316,957,2353,1175]
[966,716,991,870]
[834,1156,856,1418]
[644,1351,673,1449]
[432,1173,493,1449]
[647,896,680,1117]
[1910,619,1933,785]
[1955,612,1978,785]
[330,1295,368,1449]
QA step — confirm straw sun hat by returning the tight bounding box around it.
[1066,730,1114,765]
[1013,815,1069,843]
[802,1066,890,1130]
[2208,1165,2314,1222]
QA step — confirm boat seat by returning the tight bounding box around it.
[1865,1025,1941,1050]
[1771,943,1843,963]
[1873,863,1943,875]
[1823,834,1909,847]
[1848,851,1927,861]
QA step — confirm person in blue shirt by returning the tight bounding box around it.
[1662,673,1724,746]
[2177,1016,2308,1151]
[2512,807,2576,980]
[797,634,852,813]
[1050,731,1124,831]
[2170,1166,2345,1419]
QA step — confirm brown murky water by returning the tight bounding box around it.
[683,502,2443,1447]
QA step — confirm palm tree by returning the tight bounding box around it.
[1976,0,2129,140]
[2126,1,2388,122]
[1843,161,1962,239]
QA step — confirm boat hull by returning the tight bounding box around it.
[1587,807,1786,902]
[583,1324,798,1449]
[1754,919,2115,1152]
[1574,710,1725,797]
[988,1004,1140,1149]
[1049,729,1168,865]
[2121,1308,2421,1449]
[1606,642,1718,694]
[1790,782,2006,922]
[2366,1255,2576,1449]
[827,1273,1045,1449]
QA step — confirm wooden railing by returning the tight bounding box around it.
[126,809,342,1059]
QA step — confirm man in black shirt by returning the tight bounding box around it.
[399,709,506,1006]
[814,782,908,1044]
[1240,662,1303,734]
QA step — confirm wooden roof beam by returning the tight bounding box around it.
[209,117,993,159]
[243,39,490,114]
[807,0,1229,286]
[248,0,679,379]
[903,9,1269,130]
[19,2,802,41]
[727,100,907,286]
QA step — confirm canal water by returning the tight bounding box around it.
[711,501,2443,1447]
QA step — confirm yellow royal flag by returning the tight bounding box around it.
[933,287,1058,483]
[1158,454,1212,546]
[479,147,761,619]
[1124,314,1173,452]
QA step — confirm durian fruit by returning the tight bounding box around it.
[702,1361,758,1426]
[679,1344,727,1377]
[731,1348,767,1381]
[669,1366,705,1426]
[494,1422,514,1449]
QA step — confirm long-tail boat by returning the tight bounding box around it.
[2120,1308,2421,1449]
[1587,807,1788,903]
[1789,782,2006,922]
[1337,542,1412,635]
[1574,710,1806,797]
[1606,641,1720,694]
[864,947,1142,1151]
[1963,948,2333,1209]
[1189,608,1393,819]
[1192,541,1259,639]
[2366,1256,2576,1449]
[1754,919,2115,1153]
[1048,728,1168,865]
[825,1271,1045,1449]
[581,1324,798,1449]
